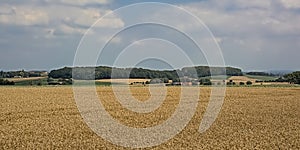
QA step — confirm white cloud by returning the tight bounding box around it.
[0,5,49,26]
[93,16,124,28]
[180,0,300,37]
[0,5,14,14]
[59,0,110,6]
[69,8,124,29]
[215,37,223,44]
[57,8,124,35]
[58,24,86,34]
[72,9,102,27]
[233,0,271,9]
[0,2,124,37]
[280,0,300,9]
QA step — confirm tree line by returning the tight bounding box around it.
[0,70,47,78]
[49,66,243,80]
[246,72,276,76]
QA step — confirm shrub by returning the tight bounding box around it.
[203,81,212,85]
[239,82,245,85]
[246,81,252,85]
[199,78,211,85]
[0,78,15,85]
[284,71,300,84]
[163,78,169,83]
[227,82,235,85]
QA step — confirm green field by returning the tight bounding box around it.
[14,78,48,86]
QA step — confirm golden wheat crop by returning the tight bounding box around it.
[0,86,299,149]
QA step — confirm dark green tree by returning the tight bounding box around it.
[284,71,300,84]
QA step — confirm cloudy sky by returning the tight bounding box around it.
[0,0,299,71]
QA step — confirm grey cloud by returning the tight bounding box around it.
[180,0,300,70]
[0,0,299,71]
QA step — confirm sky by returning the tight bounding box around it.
[0,0,300,71]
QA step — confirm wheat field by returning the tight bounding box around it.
[0,86,299,149]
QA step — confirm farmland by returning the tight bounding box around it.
[228,76,291,86]
[97,79,151,85]
[245,75,279,81]
[5,77,47,82]
[4,77,48,86]
[0,86,299,149]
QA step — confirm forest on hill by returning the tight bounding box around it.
[48,66,243,80]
